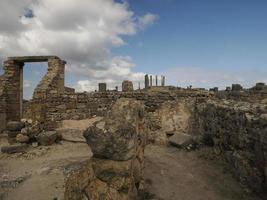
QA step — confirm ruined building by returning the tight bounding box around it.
[0,56,267,199]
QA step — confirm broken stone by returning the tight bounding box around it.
[168,133,194,149]
[57,129,86,143]
[7,130,20,138]
[6,121,25,131]
[36,131,58,146]
[84,119,136,161]
[16,134,29,143]
[1,144,27,154]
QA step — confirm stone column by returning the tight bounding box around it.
[156,75,158,86]
[3,59,24,122]
[161,76,165,86]
[150,75,152,87]
[144,74,149,89]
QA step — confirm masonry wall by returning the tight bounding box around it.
[0,74,6,132]
[24,89,210,130]
[2,60,23,122]
[195,99,267,194]
[33,58,65,99]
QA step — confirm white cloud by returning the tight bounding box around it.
[138,13,158,30]
[0,0,157,91]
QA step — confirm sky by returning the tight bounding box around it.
[0,0,267,99]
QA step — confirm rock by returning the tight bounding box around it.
[84,119,136,161]
[57,129,86,143]
[6,121,25,131]
[91,158,133,191]
[16,134,29,143]
[1,144,27,154]
[168,133,194,148]
[36,131,58,146]
[20,128,28,135]
[32,142,38,147]
[7,130,20,138]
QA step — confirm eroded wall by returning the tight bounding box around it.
[0,74,6,132]
[195,99,267,193]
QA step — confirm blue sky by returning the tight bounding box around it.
[116,0,267,73]
[0,0,267,99]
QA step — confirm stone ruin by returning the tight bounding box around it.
[0,55,267,199]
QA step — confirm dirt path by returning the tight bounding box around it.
[0,141,91,200]
[143,145,261,200]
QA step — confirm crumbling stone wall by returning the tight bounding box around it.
[64,99,146,200]
[0,74,6,132]
[33,58,65,99]
[195,99,267,193]
[31,89,210,130]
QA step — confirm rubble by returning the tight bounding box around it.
[1,144,28,154]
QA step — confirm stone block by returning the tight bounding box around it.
[6,121,25,131]
[1,144,27,154]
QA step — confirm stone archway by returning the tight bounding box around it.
[1,56,66,126]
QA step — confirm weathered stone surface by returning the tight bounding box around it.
[6,121,25,131]
[16,134,29,143]
[1,144,27,154]
[195,99,267,193]
[168,133,194,148]
[84,120,136,161]
[92,158,133,191]
[66,98,145,200]
[122,80,133,92]
[6,130,21,138]
[57,129,86,143]
[36,131,58,146]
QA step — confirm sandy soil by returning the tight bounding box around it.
[143,145,262,200]
[0,139,91,200]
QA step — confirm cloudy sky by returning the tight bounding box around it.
[0,0,267,99]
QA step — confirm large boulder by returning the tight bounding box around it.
[57,129,86,143]
[168,133,195,149]
[84,119,136,161]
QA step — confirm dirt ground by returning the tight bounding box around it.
[0,117,263,200]
[143,145,262,200]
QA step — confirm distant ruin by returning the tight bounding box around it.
[0,56,267,199]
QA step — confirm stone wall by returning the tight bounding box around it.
[33,58,65,99]
[24,89,210,130]
[195,99,267,193]
[0,74,6,132]
[64,99,146,200]
[2,60,23,122]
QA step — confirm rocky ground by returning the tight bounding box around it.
[0,117,263,200]
[142,145,262,200]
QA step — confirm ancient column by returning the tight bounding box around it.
[156,75,158,86]
[161,76,166,86]
[150,75,152,87]
[144,74,149,89]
